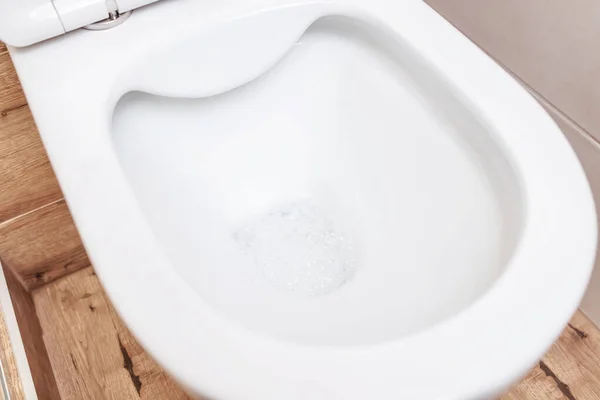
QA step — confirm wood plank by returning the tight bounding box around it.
[2,263,60,400]
[106,311,194,400]
[0,285,26,400]
[540,312,600,399]
[0,105,63,223]
[501,310,600,399]
[0,200,90,291]
[33,268,142,399]
[501,364,569,400]
[0,43,27,113]
[33,267,195,400]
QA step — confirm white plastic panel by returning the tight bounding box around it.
[54,0,109,31]
[0,0,65,46]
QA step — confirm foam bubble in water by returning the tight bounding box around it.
[233,200,358,296]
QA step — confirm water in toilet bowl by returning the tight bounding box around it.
[111,16,523,346]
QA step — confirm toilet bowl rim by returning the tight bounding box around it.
[8,0,597,398]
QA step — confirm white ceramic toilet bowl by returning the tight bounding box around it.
[7,0,597,398]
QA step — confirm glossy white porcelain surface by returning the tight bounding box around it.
[8,0,596,399]
[112,17,522,345]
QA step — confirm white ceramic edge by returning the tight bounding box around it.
[8,0,597,398]
[503,69,600,331]
[0,0,65,46]
[0,262,38,400]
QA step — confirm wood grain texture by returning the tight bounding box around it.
[0,43,79,288]
[33,267,194,400]
[0,105,63,224]
[0,284,26,400]
[0,200,90,291]
[2,263,60,400]
[502,363,570,400]
[540,312,600,399]
[0,43,26,113]
[501,311,600,399]
[106,309,194,400]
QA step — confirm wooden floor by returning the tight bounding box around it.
[505,312,600,400]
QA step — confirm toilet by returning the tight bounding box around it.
[1,0,597,398]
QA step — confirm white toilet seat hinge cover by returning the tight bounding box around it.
[0,0,161,46]
[53,0,159,33]
[53,0,118,32]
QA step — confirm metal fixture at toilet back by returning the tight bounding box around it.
[83,8,132,31]
[0,0,157,46]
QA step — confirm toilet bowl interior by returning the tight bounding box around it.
[111,15,523,346]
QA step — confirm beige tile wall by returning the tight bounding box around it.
[425,0,600,142]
